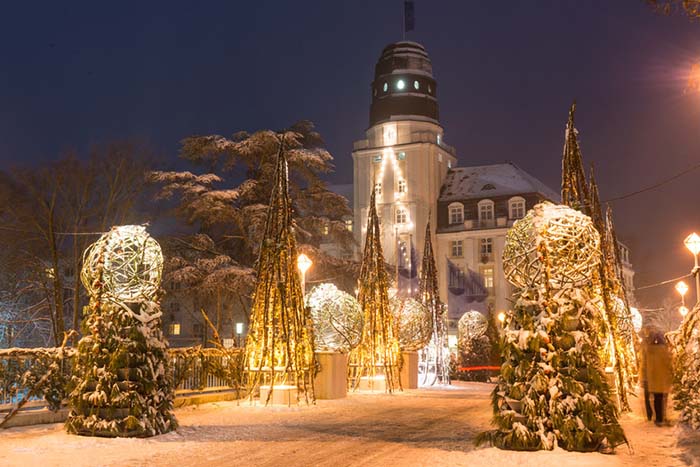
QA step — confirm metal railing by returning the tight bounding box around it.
[0,346,244,414]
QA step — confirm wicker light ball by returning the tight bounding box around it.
[306,283,363,352]
[81,225,163,301]
[390,297,433,351]
[503,202,600,289]
[458,310,489,341]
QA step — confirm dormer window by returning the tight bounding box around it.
[448,202,464,225]
[509,196,526,219]
[478,199,495,225]
[481,183,496,191]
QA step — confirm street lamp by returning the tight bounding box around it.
[497,311,506,325]
[684,232,700,305]
[679,305,689,317]
[297,253,312,295]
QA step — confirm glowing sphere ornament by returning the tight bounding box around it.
[306,283,363,352]
[458,311,488,341]
[390,297,432,351]
[81,225,163,302]
[503,202,600,289]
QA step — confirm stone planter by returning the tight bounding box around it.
[400,351,418,389]
[313,351,347,399]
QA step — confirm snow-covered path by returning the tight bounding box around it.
[1,382,697,467]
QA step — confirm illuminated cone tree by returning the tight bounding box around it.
[348,187,402,392]
[560,103,637,411]
[243,133,316,404]
[418,217,450,386]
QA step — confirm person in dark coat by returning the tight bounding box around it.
[639,327,673,425]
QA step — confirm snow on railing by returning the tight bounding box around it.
[0,346,245,416]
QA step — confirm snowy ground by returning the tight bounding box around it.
[1,382,698,467]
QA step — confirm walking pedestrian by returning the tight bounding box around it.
[639,327,673,426]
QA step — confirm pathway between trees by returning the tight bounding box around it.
[1,382,697,467]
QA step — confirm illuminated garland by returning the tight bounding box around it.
[243,134,316,404]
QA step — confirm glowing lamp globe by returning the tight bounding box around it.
[630,307,643,333]
[684,233,700,256]
[502,202,600,289]
[305,283,362,352]
[680,305,690,317]
[297,253,312,275]
[81,225,163,302]
[676,281,689,298]
[390,297,432,351]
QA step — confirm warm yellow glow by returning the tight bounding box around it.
[685,232,700,256]
[676,280,690,297]
[297,253,312,274]
[497,311,506,323]
[680,305,689,317]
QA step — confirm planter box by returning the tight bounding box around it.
[358,375,386,392]
[313,352,347,400]
[400,351,418,389]
[259,385,298,406]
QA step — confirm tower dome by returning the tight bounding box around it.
[369,41,439,127]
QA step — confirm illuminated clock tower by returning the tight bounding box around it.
[352,41,457,271]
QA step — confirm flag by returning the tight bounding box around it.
[404,1,415,33]
[398,239,419,297]
[446,259,488,320]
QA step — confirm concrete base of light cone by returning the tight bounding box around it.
[259,385,299,405]
[400,351,419,389]
[358,375,387,392]
[314,351,348,399]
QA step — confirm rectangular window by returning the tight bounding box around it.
[397,179,406,193]
[168,323,181,336]
[322,224,329,235]
[396,208,407,224]
[449,206,463,224]
[193,323,204,337]
[482,267,494,290]
[374,182,382,196]
[480,238,493,255]
[345,219,353,232]
[451,240,463,257]
[373,155,382,163]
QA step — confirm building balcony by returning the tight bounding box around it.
[463,217,511,230]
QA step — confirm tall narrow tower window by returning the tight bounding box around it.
[413,80,420,90]
[396,79,405,90]
[397,179,406,193]
[383,82,388,92]
[374,182,382,196]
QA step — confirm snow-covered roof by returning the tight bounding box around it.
[439,162,559,202]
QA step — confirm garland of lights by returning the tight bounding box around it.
[306,283,363,352]
[243,135,316,405]
[348,187,402,392]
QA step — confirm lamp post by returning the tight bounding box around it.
[297,253,312,295]
[684,232,700,305]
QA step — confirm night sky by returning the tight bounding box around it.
[1,1,699,307]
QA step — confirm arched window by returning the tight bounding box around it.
[396,207,407,224]
[478,199,494,225]
[448,202,464,225]
[508,196,526,220]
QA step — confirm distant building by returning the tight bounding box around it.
[348,41,636,348]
